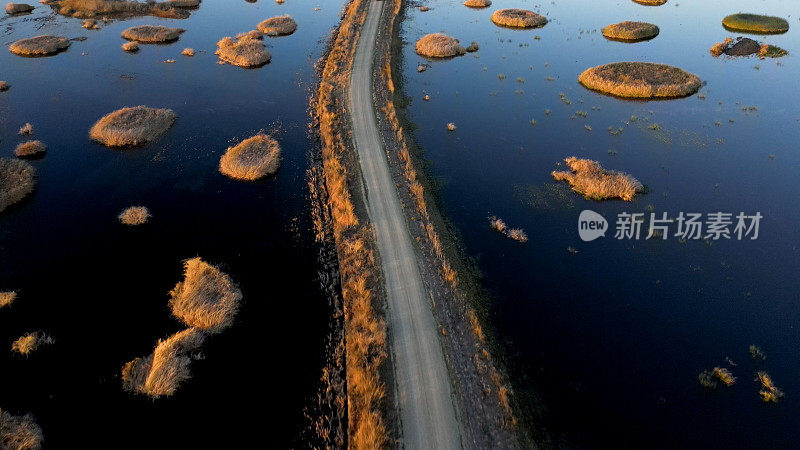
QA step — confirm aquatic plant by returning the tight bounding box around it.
[118,206,150,225]
[757,371,784,402]
[466,41,479,52]
[0,291,17,308]
[5,3,34,14]
[490,9,546,28]
[749,345,765,360]
[415,33,466,58]
[122,25,184,43]
[122,41,139,52]
[602,21,659,41]
[11,331,54,355]
[165,0,199,7]
[0,409,43,450]
[168,257,242,334]
[759,44,787,58]
[722,13,789,34]
[219,134,281,181]
[18,123,33,135]
[257,14,297,36]
[633,0,665,4]
[0,81,8,92]
[0,158,36,214]
[82,19,99,29]
[463,0,490,8]
[46,0,189,19]
[712,367,736,386]
[14,141,46,159]
[578,62,701,98]
[552,157,643,201]
[90,106,177,147]
[181,47,194,56]
[710,38,733,56]
[215,34,271,67]
[9,36,70,56]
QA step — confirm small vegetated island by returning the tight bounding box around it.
[415,33,466,58]
[710,37,787,58]
[490,8,547,28]
[552,157,644,201]
[14,141,46,159]
[44,0,194,20]
[216,33,271,67]
[9,35,70,57]
[722,13,789,34]
[118,206,151,225]
[219,134,282,181]
[602,21,659,41]
[0,158,36,214]
[0,409,43,450]
[257,14,297,36]
[90,106,177,147]
[579,62,701,98]
[121,25,185,43]
[463,0,491,9]
[5,3,34,14]
[632,0,666,5]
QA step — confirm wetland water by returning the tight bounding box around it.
[0,0,344,446]
[401,0,799,447]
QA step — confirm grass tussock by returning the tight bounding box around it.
[122,25,184,43]
[415,33,466,58]
[46,0,189,20]
[11,331,54,355]
[256,14,297,36]
[552,157,643,201]
[14,141,46,159]
[759,44,787,58]
[602,21,659,41]
[0,158,36,214]
[181,47,194,56]
[219,134,281,181]
[9,35,70,56]
[490,9,547,29]
[463,0,491,8]
[82,19,99,29]
[710,38,733,56]
[6,3,34,14]
[0,291,17,308]
[90,106,177,147]
[757,372,784,402]
[168,257,242,334]
[0,409,43,450]
[578,62,701,98]
[712,367,736,386]
[489,216,528,242]
[0,81,8,92]
[118,206,150,225]
[215,34,271,67]
[632,0,666,5]
[122,41,139,52]
[18,123,33,135]
[722,13,789,34]
[121,327,205,398]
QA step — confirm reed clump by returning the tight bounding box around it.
[578,62,701,98]
[11,331,54,355]
[632,0,666,5]
[118,206,150,225]
[82,19,99,29]
[712,367,736,386]
[415,33,466,58]
[0,158,36,214]
[710,38,733,56]
[490,9,547,28]
[122,41,139,52]
[181,47,194,56]
[122,25,184,43]
[256,14,297,36]
[759,44,787,58]
[215,34,271,67]
[463,0,490,8]
[602,21,659,41]
[0,81,8,91]
[0,291,17,308]
[45,0,189,19]
[9,35,70,56]
[219,134,281,181]
[14,141,46,159]
[0,409,43,450]
[489,216,528,242]
[168,257,242,334]
[552,157,643,201]
[90,106,177,147]
[6,3,34,14]
[722,13,789,34]
[757,371,784,402]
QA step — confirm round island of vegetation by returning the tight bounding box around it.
[602,21,659,41]
[9,35,70,56]
[490,9,546,28]
[0,158,36,213]
[415,33,466,58]
[463,0,491,8]
[121,25,184,43]
[6,3,34,14]
[722,13,789,34]
[90,106,177,147]
[219,134,282,181]
[257,15,297,36]
[168,257,242,334]
[215,34,271,67]
[578,62,701,99]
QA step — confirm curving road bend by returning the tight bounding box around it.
[347,1,462,448]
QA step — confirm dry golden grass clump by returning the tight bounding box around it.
[118,205,150,225]
[18,123,33,135]
[46,0,189,19]
[215,34,271,67]
[0,291,17,308]
[122,25,184,43]
[710,38,733,56]
[490,9,547,28]
[0,158,36,214]
[579,62,701,98]
[759,44,787,58]
[121,327,206,397]
[6,3,34,13]
[722,13,789,34]
[712,367,736,386]
[9,35,70,56]
[463,0,490,8]
[466,41,479,52]
[11,331,54,355]
[415,33,465,58]
[14,141,46,159]
[552,157,643,201]
[122,41,139,52]
[181,47,194,56]
[219,134,281,181]
[602,21,659,41]
[168,258,242,334]
[82,19,99,29]
[489,216,528,242]
[0,409,43,450]
[256,14,297,36]
[632,0,666,5]
[0,81,8,92]
[235,29,263,40]
[757,371,784,402]
[90,106,177,147]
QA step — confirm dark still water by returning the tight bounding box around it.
[0,0,343,447]
[401,0,799,447]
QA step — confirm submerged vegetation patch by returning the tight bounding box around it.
[90,106,177,147]
[415,33,466,58]
[0,158,36,214]
[602,21,659,41]
[710,37,787,58]
[632,0,666,5]
[121,25,185,43]
[578,62,701,98]
[490,8,547,29]
[168,257,242,334]
[215,33,271,67]
[11,331,55,355]
[219,134,281,181]
[0,409,43,450]
[722,13,789,34]
[256,14,297,36]
[9,36,70,57]
[552,157,643,201]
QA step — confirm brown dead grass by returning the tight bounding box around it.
[121,327,205,397]
[165,0,199,7]
[122,41,139,52]
[710,38,733,56]
[0,409,43,450]
[256,14,297,36]
[489,216,527,242]
[9,35,70,56]
[219,134,281,181]
[0,158,36,214]
[168,257,242,334]
[47,0,189,19]
[0,291,17,309]
[6,3,34,14]
[463,0,491,8]
[118,206,150,225]
[632,0,666,5]
[490,9,547,28]
[122,25,184,43]
[18,123,33,135]
[578,62,701,98]
[215,34,271,67]
[712,367,736,386]
[11,331,54,355]
[602,21,659,40]
[722,13,789,34]
[552,157,643,201]
[14,141,46,159]
[0,81,8,91]
[90,106,177,147]
[757,371,784,402]
[415,33,466,58]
